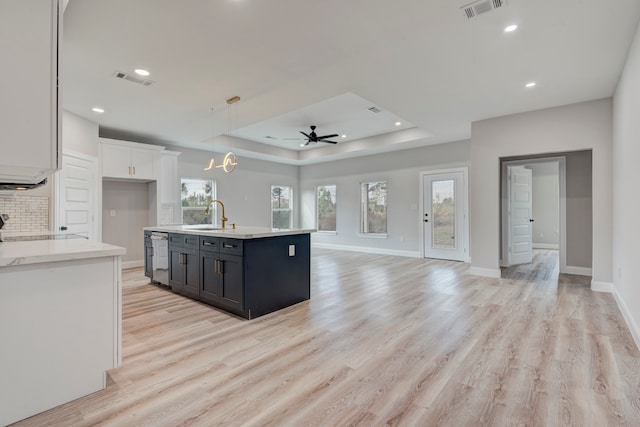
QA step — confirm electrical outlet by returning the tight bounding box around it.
[288,244,295,256]
[110,210,116,217]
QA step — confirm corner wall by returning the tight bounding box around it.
[300,140,471,255]
[470,98,613,282]
[613,21,640,348]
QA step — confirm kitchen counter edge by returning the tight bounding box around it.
[144,226,316,239]
[0,239,126,267]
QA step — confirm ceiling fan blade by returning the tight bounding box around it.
[300,131,311,138]
[320,140,338,144]
[318,134,339,139]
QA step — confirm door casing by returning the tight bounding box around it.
[500,156,567,272]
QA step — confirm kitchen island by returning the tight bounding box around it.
[144,225,314,319]
[0,237,125,426]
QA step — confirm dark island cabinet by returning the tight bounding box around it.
[147,231,311,319]
[144,231,152,278]
[199,236,244,313]
[168,233,199,297]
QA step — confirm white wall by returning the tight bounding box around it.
[613,21,640,347]
[565,151,593,268]
[102,181,150,264]
[530,162,559,247]
[166,145,299,229]
[471,98,613,281]
[300,140,470,255]
[62,111,99,157]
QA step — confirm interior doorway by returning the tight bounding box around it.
[500,157,566,273]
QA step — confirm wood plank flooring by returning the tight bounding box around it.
[11,249,640,426]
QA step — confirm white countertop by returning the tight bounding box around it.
[144,225,315,239]
[0,238,126,267]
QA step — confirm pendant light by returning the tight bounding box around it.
[203,96,240,173]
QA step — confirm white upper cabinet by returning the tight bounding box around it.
[158,150,181,224]
[0,0,60,184]
[100,138,163,181]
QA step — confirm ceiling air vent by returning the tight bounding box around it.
[112,71,154,87]
[461,0,505,19]
[368,106,382,114]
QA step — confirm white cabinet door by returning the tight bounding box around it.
[0,0,59,183]
[130,147,155,180]
[158,150,180,224]
[101,143,132,179]
[100,139,161,180]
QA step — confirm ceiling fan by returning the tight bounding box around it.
[299,125,339,145]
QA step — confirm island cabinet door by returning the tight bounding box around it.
[199,251,221,304]
[144,232,152,278]
[219,253,243,312]
[169,246,198,296]
[169,247,186,288]
[183,248,200,297]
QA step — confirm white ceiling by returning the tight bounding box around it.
[62,0,640,165]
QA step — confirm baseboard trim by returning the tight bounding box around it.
[122,260,143,269]
[312,243,420,258]
[469,266,501,278]
[591,280,613,293]
[565,266,592,276]
[533,243,559,250]
[612,288,640,352]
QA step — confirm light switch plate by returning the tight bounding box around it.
[288,244,295,256]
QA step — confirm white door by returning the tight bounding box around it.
[423,171,466,261]
[508,166,533,265]
[55,153,98,239]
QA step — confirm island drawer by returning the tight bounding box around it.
[220,238,243,256]
[200,236,220,252]
[169,233,199,248]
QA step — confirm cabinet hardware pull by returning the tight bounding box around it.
[223,243,236,248]
[218,260,224,274]
[128,166,131,175]
[203,241,214,246]
[133,166,136,175]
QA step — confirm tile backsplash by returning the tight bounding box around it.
[0,195,49,232]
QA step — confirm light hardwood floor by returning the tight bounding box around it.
[12,249,640,426]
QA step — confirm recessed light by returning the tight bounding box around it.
[92,107,105,113]
[504,24,518,33]
[341,134,347,138]
[525,82,537,88]
[299,144,305,147]
[134,68,150,76]
[395,121,402,126]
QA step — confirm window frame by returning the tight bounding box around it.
[271,184,293,230]
[316,184,337,234]
[180,178,216,225]
[359,180,388,237]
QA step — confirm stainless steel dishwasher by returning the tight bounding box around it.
[150,232,169,286]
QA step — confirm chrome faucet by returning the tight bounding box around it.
[204,199,228,229]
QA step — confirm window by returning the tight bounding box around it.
[271,185,293,229]
[316,185,337,232]
[181,178,215,225]
[360,181,387,234]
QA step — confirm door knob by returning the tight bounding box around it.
[424,219,429,222]
[529,219,535,222]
